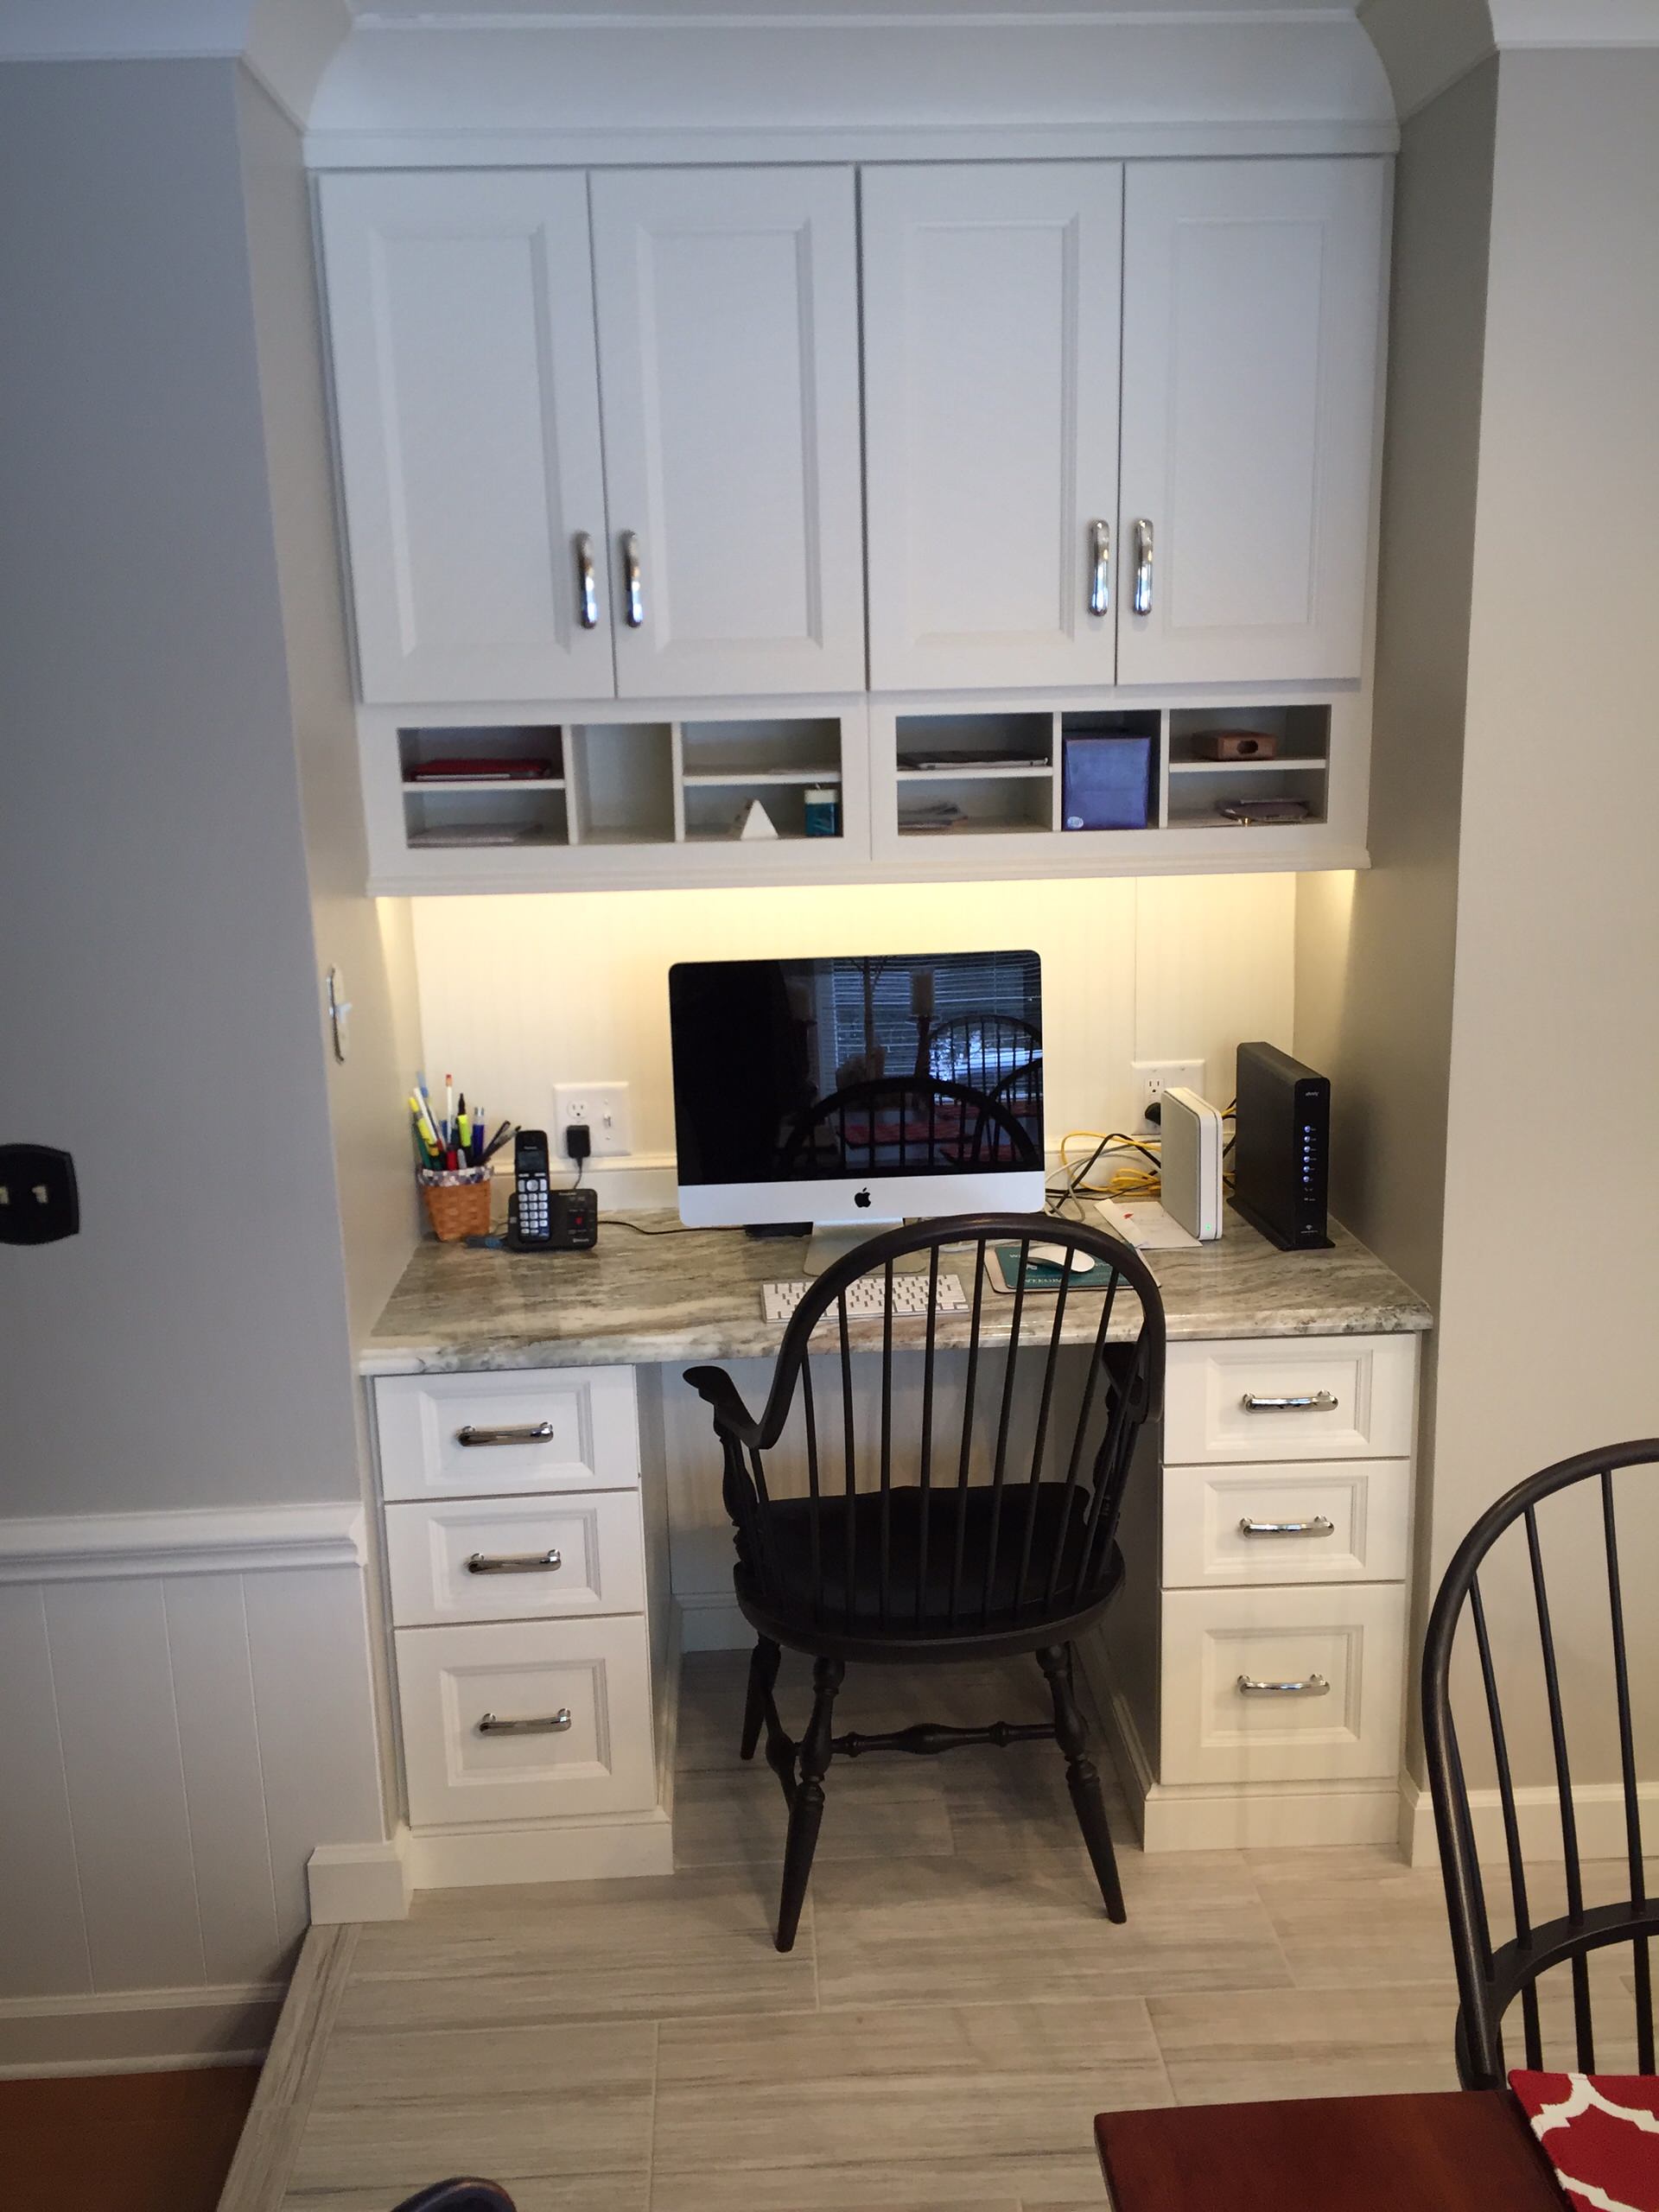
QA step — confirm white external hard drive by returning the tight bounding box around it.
[1160,1087,1224,1243]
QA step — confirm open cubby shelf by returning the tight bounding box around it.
[881,702,1332,848]
[391,712,850,855]
[365,692,1357,887]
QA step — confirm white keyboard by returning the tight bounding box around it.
[762,1273,970,1324]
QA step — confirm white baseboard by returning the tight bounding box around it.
[404,1805,674,1888]
[1398,1769,1659,1870]
[308,1831,412,1923]
[0,1980,284,2079]
[675,1589,749,1651]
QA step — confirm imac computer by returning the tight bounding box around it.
[668,950,1044,1271]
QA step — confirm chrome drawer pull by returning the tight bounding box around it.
[1238,1516,1335,1539]
[478,1708,572,1736]
[575,532,600,628]
[1241,1391,1338,1414]
[1237,1673,1331,1698]
[455,1422,555,1447]
[622,531,644,627]
[1088,518,1111,616]
[465,1548,563,1575]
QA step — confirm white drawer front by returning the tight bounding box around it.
[1162,1459,1411,1590]
[1163,1334,1417,1465]
[1159,1584,1406,1784]
[396,1617,656,1828]
[385,1493,646,1628]
[376,1369,640,1502]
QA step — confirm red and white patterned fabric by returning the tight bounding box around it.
[1510,2071,1659,2212]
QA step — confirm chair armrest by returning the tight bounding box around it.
[683,1364,763,1444]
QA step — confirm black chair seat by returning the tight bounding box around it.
[739,1482,1114,1637]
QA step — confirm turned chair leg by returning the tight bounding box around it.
[1037,1643,1126,1924]
[740,1636,781,1762]
[775,1655,843,1953]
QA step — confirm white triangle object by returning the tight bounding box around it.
[735,798,779,841]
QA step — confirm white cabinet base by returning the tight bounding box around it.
[1079,1639,1403,1852]
[404,1803,675,1889]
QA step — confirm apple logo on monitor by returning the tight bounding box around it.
[854,1187,872,1209]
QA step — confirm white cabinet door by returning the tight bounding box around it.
[589,168,865,699]
[862,164,1123,691]
[1117,159,1388,686]
[319,172,614,706]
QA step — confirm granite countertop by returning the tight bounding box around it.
[362,1206,1432,1376]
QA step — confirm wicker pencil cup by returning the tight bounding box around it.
[421,1170,493,1242]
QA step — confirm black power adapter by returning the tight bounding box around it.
[563,1122,593,1173]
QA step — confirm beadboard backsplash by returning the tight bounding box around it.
[410,874,1298,1194]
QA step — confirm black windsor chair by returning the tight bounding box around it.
[925,1010,1042,1093]
[777,1074,1039,1178]
[684,1212,1166,1951]
[1423,1437,1659,2085]
[391,2185,516,2212]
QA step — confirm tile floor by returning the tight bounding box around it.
[273,1647,1596,2212]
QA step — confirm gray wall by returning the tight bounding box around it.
[1300,48,1659,1789]
[1294,58,1495,1313]
[1294,60,1497,1761]
[1427,48,1659,1786]
[235,70,421,1370]
[0,58,368,1516]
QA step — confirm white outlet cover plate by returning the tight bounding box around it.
[554,1082,632,1158]
[1131,1058,1206,1131]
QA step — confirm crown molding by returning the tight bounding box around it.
[1357,0,1491,118]
[307,14,1395,145]
[1488,0,1659,44]
[0,0,351,130]
[1360,0,1659,120]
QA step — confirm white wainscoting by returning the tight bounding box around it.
[0,1503,389,2075]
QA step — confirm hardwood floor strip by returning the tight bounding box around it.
[218,1922,360,2212]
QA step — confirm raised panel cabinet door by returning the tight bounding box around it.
[1117,158,1388,685]
[862,163,1123,691]
[589,168,865,698]
[319,172,614,704]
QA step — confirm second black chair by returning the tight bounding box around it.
[684,1213,1165,1950]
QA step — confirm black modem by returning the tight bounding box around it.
[1231,1041,1332,1251]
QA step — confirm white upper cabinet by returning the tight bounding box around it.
[1117,159,1388,687]
[861,164,1124,692]
[320,172,614,706]
[588,168,866,699]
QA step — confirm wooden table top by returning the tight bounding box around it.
[1096,2090,1567,2211]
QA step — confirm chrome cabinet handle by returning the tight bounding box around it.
[454,1422,555,1447]
[1241,1391,1338,1414]
[1132,518,1154,615]
[1237,1674,1331,1698]
[465,1548,563,1575]
[1088,519,1111,616]
[622,532,644,627]
[1238,1516,1335,1539]
[575,533,599,629]
[477,1708,572,1736]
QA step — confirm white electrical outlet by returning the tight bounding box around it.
[554,1082,632,1159]
[1132,1058,1206,1131]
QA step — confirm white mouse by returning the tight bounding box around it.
[1030,1243,1097,1272]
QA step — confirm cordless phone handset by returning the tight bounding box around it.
[511,1128,554,1249]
